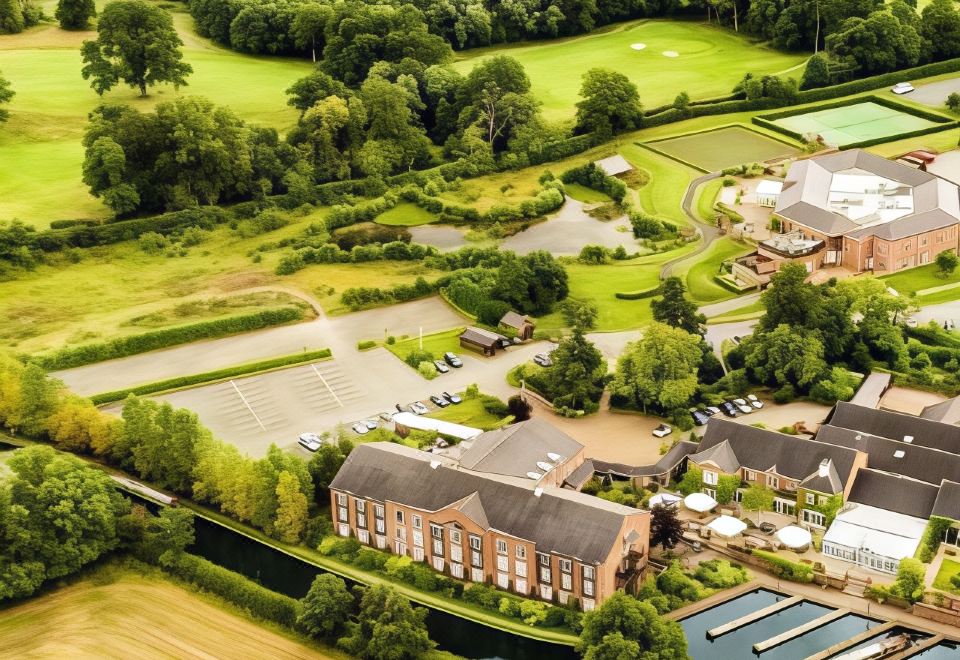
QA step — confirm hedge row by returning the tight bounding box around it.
[166,552,302,628]
[758,94,954,124]
[843,122,960,150]
[90,348,332,404]
[751,550,814,583]
[275,241,437,276]
[615,285,662,300]
[35,308,306,370]
[560,163,628,203]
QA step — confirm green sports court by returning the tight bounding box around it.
[770,101,940,147]
[645,126,801,171]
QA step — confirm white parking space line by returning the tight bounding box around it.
[230,379,267,431]
[311,364,343,407]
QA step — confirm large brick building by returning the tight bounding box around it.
[733,149,960,287]
[329,419,649,610]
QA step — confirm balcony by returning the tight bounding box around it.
[759,231,825,259]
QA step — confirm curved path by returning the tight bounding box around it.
[659,171,722,279]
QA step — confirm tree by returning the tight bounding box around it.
[0,0,24,34]
[583,632,642,660]
[46,395,120,454]
[651,277,706,336]
[948,93,960,113]
[545,328,605,410]
[673,91,691,117]
[921,0,960,61]
[741,483,774,523]
[742,323,826,389]
[559,298,599,331]
[507,395,532,421]
[286,69,350,116]
[650,505,683,550]
[610,323,702,412]
[891,558,926,602]
[81,0,193,97]
[759,263,820,330]
[456,55,540,153]
[936,249,958,277]
[56,0,96,29]
[575,68,643,137]
[826,11,920,75]
[147,507,195,565]
[0,71,12,123]
[576,591,689,660]
[800,52,831,89]
[291,3,332,62]
[298,574,353,640]
[339,585,434,660]
[493,252,568,316]
[274,470,309,543]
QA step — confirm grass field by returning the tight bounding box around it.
[385,327,466,364]
[881,262,960,305]
[770,101,940,147]
[428,397,511,430]
[452,19,806,121]
[933,558,960,594]
[646,126,801,171]
[695,178,723,223]
[676,237,753,303]
[564,182,612,203]
[707,298,765,323]
[618,143,698,227]
[376,202,440,226]
[0,563,341,659]
[0,9,311,226]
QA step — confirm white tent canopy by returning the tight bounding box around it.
[707,515,747,538]
[649,493,681,508]
[777,525,813,549]
[684,492,718,513]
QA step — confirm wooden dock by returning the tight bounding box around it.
[899,634,945,658]
[753,608,850,653]
[804,621,898,660]
[707,595,803,640]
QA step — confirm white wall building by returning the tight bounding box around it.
[821,503,927,574]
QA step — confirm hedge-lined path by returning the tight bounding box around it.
[659,171,722,279]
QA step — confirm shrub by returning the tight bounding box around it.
[694,560,749,589]
[752,550,813,583]
[560,163,627,203]
[507,395,532,421]
[404,349,435,369]
[773,384,796,404]
[418,361,438,380]
[138,231,170,254]
[357,340,376,351]
[479,394,509,417]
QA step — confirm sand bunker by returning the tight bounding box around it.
[663,50,679,57]
[630,43,647,50]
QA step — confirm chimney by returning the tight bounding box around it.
[818,458,831,478]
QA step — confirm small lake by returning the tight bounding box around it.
[911,640,960,658]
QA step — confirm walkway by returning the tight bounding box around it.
[660,172,722,279]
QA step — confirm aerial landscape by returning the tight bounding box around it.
[7,0,960,657]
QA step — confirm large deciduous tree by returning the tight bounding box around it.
[921,0,960,61]
[274,470,309,543]
[610,322,703,413]
[456,55,540,153]
[0,0,24,34]
[576,591,689,660]
[545,328,606,410]
[0,71,13,123]
[575,68,643,138]
[81,0,192,97]
[298,574,353,640]
[56,0,96,29]
[826,11,920,75]
[339,585,434,660]
[650,505,684,550]
[651,276,706,336]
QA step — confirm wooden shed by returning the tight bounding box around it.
[499,311,535,340]
[459,326,500,356]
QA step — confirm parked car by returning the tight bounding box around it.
[746,394,764,409]
[411,401,429,415]
[731,398,753,414]
[533,353,553,367]
[891,82,914,94]
[430,394,450,408]
[692,410,711,426]
[705,406,721,416]
[351,422,369,435]
[364,419,379,430]
[442,391,462,404]
[652,423,673,438]
[298,433,323,452]
[719,401,738,417]
[443,352,463,368]
[378,412,393,422]
[433,360,449,374]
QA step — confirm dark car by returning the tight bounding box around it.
[692,410,711,426]
[433,360,450,374]
[442,391,462,404]
[719,401,738,417]
[443,352,463,368]
[430,394,450,408]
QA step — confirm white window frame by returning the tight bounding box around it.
[516,545,526,560]
[515,579,527,594]
[469,535,482,551]
[375,518,385,535]
[357,529,370,544]
[703,470,718,486]
[355,499,366,513]
[561,573,572,591]
[432,557,445,572]
[515,561,527,578]
[745,470,755,481]
[413,530,424,548]
[374,504,384,518]
[336,493,347,507]
[450,529,461,545]
[559,558,572,574]
[338,507,349,523]
[497,573,509,589]
[396,510,405,525]
[583,579,594,597]
[451,563,464,579]
[497,555,509,572]
[471,550,482,568]
[413,547,424,562]
[412,515,422,529]
[583,565,595,580]
[451,546,463,563]
[431,524,443,540]
[805,493,815,505]
[766,474,779,489]
[433,539,443,556]
[496,539,508,555]
[471,568,484,583]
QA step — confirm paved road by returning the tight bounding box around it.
[913,299,960,327]
[903,78,960,107]
[55,297,467,396]
[660,172,722,278]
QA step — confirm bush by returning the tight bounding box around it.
[404,349,435,369]
[507,395,531,421]
[694,560,749,589]
[357,340,376,351]
[479,394,509,417]
[560,163,627,203]
[773,384,796,404]
[36,308,306,370]
[752,550,813,583]
[418,361,438,380]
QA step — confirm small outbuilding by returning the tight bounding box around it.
[755,179,783,207]
[392,412,482,442]
[594,154,634,178]
[499,311,535,340]
[459,326,501,356]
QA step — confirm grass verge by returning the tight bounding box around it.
[932,558,960,594]
[375,202,440,226]
[428,398,511,431]
[385,328,466,364]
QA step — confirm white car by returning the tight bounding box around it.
[364,419,378,430]
[705,406,721,416]
[411,401,429,415]
[732,399,753,414]
[746,394,764,409]
[652,424,673,438]
[298,433,323,452]
[891,82,914,95]
[351,422,369,435]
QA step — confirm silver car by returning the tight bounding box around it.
[298,433,323,452]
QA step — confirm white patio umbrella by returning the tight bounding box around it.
[776,525,813,549]
[707,515,747,538]
[649,493,681,508]
[684,492,718,513]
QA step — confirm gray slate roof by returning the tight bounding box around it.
[591,440,698,478]
[330,442,640,564]
[594,155,633,177]
[921,396,960,425]
[932,480,960,520]
[690,418,858,494]
[847,468,940,519]
[827,401,960,454]
[457,418,583,480]
[775,150,960,240]
[848,373,891,409]
[459,326,500,348]
[499,311,530,329]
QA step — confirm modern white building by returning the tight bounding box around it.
[821,503,927,574]
[755,179,784,207]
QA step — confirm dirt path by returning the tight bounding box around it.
[660,172,722,278]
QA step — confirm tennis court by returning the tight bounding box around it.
[645,126,801,171]
[771,101,939,146]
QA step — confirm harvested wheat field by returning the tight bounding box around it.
[0,569,339,660]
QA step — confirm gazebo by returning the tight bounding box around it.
[684,492,718,513]
[707,515,747,538]
[776,525,813,551]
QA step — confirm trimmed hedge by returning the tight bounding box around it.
[166,552,302,628]
[35,308,307,370]
[752,550,814,583]
[615,285,662,300]
[90,348,332,404]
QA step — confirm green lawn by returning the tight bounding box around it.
[880,263,960,305]
[695,178,723,223]
[375,202,440,226]
[647,126,801,171]
[0,14,311,226]
[619,143,698,227]
[564,182,611,203]
[385,328,466,364]
[676,237,753,303]
[428,397,511,430]
[451,19,806,121]
[707,299,765,324]
[933,558,960,593]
